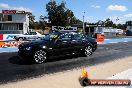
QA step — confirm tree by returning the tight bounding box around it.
[112,24,117,28]
[28,12,35,29]
[46,0,82,26]
[34,22,41,29]
[39,15,47,34]
[96,20,105,26]
[96,19,119,29]
[116,24,126,30]
[46,0,57,26]
[104,18,113,27]
[72,17,83,24]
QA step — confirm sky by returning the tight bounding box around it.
[0,0,132,24]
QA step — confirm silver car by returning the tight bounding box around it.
[14,32,45,41]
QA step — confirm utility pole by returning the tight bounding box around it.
[83,11,85,34]
[50,0,54,2]
[116,17,119,26]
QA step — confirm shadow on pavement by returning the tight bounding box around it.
[47,54,81,62]
[8,54,82,65]
[8,56,34,65]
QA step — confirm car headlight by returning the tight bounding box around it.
[42,46,46,49]
[25,47,32,51]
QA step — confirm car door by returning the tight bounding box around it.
[70,34,85,52]
[26,32,33,39]
[33,32,39,39]
[30,32,37,39]
[56,33,72,55]
[47,33,72,57]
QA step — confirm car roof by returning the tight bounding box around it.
[52,30,79,34]
[68,32,78,34]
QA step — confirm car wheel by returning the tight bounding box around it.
[19,38,23,41]
[34,50,47,64]
[84,45,93,57]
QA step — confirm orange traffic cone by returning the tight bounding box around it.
[79,68,91,87]
[81,67,88,78]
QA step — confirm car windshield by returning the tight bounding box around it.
[41,33,59,40]
[24,33,29,35]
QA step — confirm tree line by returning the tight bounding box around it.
[29,0,126,31]
[96,18,126,30]
[29,0,82,29]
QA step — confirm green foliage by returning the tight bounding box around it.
[116,24,126,30]
[96,18,126,30]
[29,0,82,30]
[46,0,82,26]
[28,13,35,29]
[46,0,57,25]
[104,18,113,27]
[34,22,41,29]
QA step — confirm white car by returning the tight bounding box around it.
[14,32,45,41]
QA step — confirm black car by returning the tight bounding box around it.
[18,32,97,64]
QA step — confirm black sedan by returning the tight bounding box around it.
[18,32,97,64]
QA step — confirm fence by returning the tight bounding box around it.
[0,34,27,48]
[0,40,28,48]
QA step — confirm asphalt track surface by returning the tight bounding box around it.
[0,42,132,84]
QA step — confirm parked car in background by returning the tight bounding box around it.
[18,32,97,64]
[14,32,45,41]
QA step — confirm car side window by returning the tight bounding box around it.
[72,34,82,40]
[28,32,32,35]
[30,32,34,35]
[60,34,71,41]
[32,32,37,35]
[25,33,28,35]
